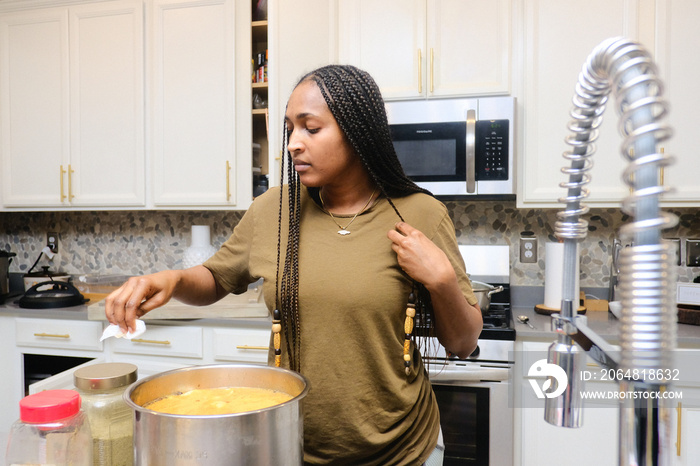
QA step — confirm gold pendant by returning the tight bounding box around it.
[338,229,351,236]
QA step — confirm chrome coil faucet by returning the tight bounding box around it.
[547,37,678,465]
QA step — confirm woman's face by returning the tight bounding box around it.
[284,80,364,189]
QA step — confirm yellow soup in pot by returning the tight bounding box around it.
[144,387,294,415]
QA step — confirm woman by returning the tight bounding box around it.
[105,65,482,465]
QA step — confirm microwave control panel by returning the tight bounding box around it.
[475,119,509,180]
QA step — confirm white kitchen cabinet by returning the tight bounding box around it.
[666,348,700,466]
[517,0,653,208]
[337,0,511,101]
[517,340,619,466]
[212,325,270,364]
[149,0,253,208]
[111,323,204,359]
[670,396,700,466]
[0,315,20,433]
[267,0,338,188]
[517,0,700,208]
[652,0,700,204]
[1,317,105,433]
[0,1,145,209]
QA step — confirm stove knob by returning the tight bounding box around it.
[469,345,480,358]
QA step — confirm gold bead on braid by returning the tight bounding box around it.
[272,309,282,367]
[403,293,417,375]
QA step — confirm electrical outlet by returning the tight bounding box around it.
[47,232,58,254]
[520,237,537,263]
[687,239,700,267]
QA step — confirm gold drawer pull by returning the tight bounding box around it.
[34,332,69,339]
[60,165,67,202]
[68,164,75,201]
[236,345,268,351]
[225,160,231,201]
[430,47,434,93]
[417,48,423,94]
[676,402,682,456]
[131,338,171,345]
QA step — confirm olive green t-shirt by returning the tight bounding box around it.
[204,186,476,465]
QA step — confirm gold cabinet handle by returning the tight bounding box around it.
[676,402,682,456]
[225,160,231,201]
[236,345,269,351]
[417,48,422,94]
[60,165,67,202]
[660,147,665,186]
[68,164,75,201]
[34,332,69,339]
[430,47,434,93]
[130,338,171,345]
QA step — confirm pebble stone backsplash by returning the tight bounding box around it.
[2,202,699,287]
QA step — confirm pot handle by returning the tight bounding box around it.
[487,285,504,298]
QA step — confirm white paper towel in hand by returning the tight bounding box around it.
[100,320,146,341]
[544,242,580,309]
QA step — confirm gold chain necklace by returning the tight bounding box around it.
[319,188,377,236]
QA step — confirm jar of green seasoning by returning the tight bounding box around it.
[74,362,138,466]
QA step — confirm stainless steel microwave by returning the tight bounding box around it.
[385,97,516,198]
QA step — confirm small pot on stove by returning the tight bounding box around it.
[471,280,505,315]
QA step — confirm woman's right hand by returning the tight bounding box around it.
[104,270,181,334]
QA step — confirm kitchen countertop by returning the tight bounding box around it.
[0,296,270,326]
[512,305,700,347]
[510,285,700,347]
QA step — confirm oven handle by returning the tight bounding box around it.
[465,109,476,193]
[428,363,510,382]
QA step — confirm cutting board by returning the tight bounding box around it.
[86,286,268,321]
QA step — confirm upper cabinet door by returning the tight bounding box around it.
[149,0,238,207]
[0,8,69,207]
[68,1,145,207]
[338,0,425,100]
[518,0,647,207]
[337,0,511,101]
[426,0,511,97]
[0,1,144,209]
[653,0,700,205]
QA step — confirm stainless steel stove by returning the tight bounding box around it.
[419,244,514,466]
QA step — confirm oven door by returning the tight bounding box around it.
[430,366,513,466]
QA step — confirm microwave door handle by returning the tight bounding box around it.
[466,109,476,193]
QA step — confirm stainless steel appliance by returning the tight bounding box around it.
[385,97,515,199]
[125,364,308,466]
[418,244,514,466]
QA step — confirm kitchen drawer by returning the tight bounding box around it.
[15,318,103,352]
[213,327,270,364]
[112,324,203,359]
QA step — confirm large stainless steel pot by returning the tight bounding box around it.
[471,280,504,314]
[125,364,309,465]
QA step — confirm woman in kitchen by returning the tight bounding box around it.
[105,64,482,465]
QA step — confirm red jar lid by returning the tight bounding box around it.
[19,390,81,423]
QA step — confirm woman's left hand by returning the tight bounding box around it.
[387,221,455,290]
